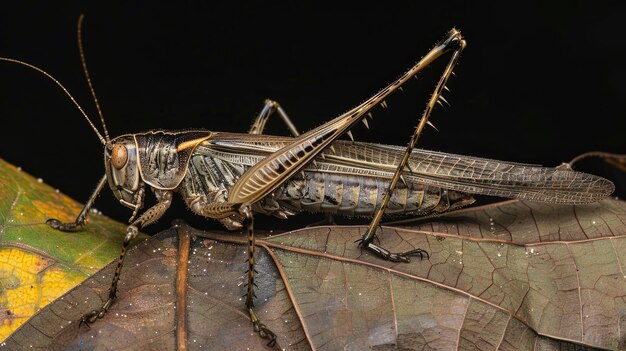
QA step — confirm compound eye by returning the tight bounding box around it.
[111,144,128,169]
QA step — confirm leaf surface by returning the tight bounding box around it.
[0,158,147,341]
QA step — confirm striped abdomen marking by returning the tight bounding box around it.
[275,172,475,217]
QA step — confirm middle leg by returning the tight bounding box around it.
[248,99,300,136]
[243,211,277,346]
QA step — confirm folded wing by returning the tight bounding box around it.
[203,134,615,205]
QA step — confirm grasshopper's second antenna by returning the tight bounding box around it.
[0,57,107,145]
[77,14,110,143]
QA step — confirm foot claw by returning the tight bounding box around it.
[46,218,61,228]
[79,310,99,328]
[254,321,277,347]
[403,248,430,260]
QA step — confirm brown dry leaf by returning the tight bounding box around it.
[2,199,626,350]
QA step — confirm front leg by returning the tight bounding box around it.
[47,174,107,231]
[80,189,172,327]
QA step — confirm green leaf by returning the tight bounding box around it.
[0,158,147,341]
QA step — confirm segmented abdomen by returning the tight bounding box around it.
[275,171,474,217]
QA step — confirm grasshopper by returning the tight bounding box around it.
[1,16,615,346]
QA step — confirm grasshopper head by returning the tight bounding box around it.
[104,135,143,210]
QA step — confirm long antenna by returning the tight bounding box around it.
[0,57,107,145]
[77,14,110,142]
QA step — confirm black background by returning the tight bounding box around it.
[1,2,625,233]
